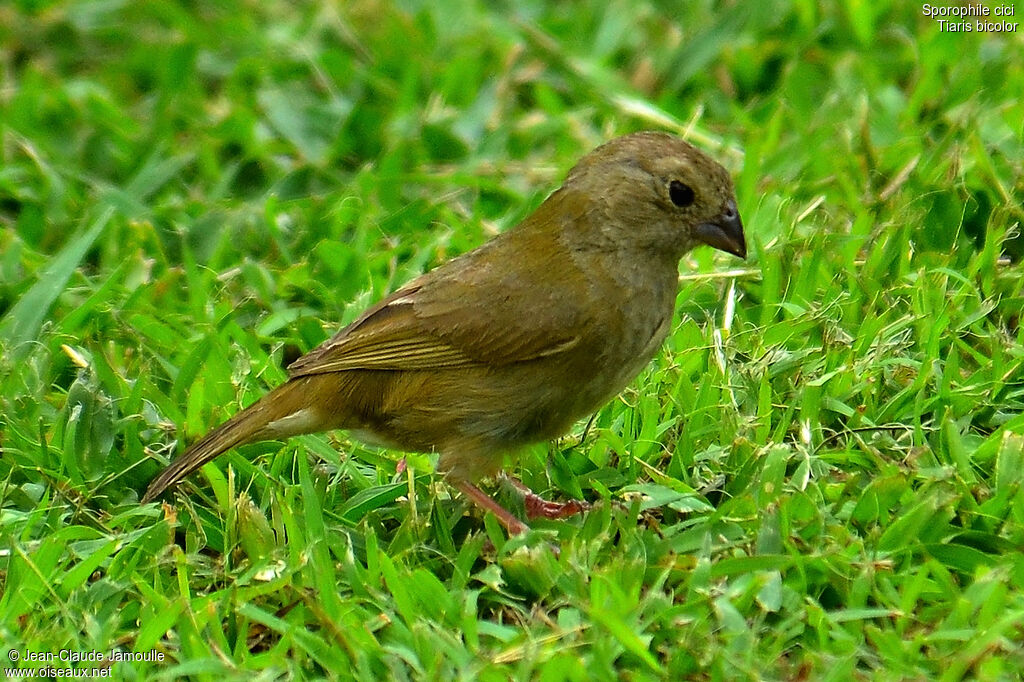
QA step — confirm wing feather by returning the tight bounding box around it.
[288,200,589,378]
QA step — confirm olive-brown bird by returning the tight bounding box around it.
[143,131,746,534]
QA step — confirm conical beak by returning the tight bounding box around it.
[696,200,746,259]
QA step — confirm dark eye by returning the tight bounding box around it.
[669,180,695,208]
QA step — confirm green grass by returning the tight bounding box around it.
[2,0,1024,679]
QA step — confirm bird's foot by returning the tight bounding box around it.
[454,479,529,535]
[453,477,591,537]
[503,476,591,520]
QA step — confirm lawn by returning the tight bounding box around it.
[2,1,1023,679]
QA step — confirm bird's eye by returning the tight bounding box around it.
[669,180,695,208]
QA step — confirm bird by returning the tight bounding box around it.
[143,131,746,535]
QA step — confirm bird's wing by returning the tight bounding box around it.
[287,229,588,377]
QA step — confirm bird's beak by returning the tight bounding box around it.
[695,200,746,259]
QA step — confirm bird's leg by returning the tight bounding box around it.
[453,480,529,535]
[502,475,591,520]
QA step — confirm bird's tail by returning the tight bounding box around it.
[142,380,316,502]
